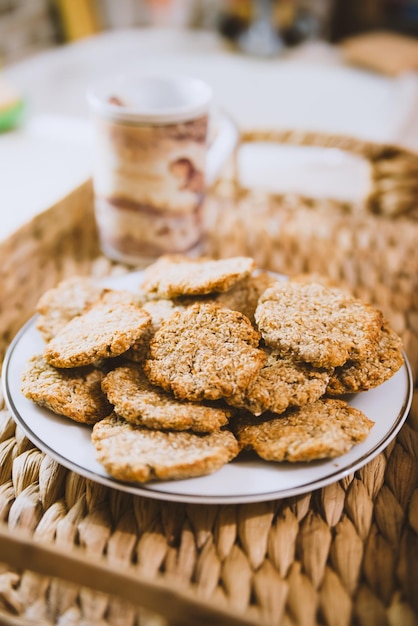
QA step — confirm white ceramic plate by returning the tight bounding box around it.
[2,271,413,504]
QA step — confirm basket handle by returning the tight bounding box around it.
[232,129,418,217]
[0,523,261,626]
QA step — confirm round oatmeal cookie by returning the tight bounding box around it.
[327,321,404,395]
[92,414,240,482]
[144,303,266,402]
[141,255,256,298]
[36,278,144,344]
[255,281,383,368]
[36,276,104,342]
[102,363,234,432]
[44,302,151,368]
[21,354,112,424]
[227,349,331,415]
[234,398,374,462]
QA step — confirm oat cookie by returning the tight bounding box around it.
[36,277,104,342]
[36,277,143,343]
[21,354,112,424]
[102,363,234,432]
[227,349,331,415]
[141,255,256,298]
[44,301,151,368]
[327,321,404,395]
[144,302,266,401]
[234,398,374,462]
[92,413,240,482]
[255,282,383,368]
[215,272,278,323]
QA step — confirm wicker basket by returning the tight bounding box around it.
[0,130,417,626]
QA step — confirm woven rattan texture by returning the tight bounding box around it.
[0,128,418,626]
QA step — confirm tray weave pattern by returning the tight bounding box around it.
[0,132,418,626]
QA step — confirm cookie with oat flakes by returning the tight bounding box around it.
[44,301,151,368]
[21,354,112,424]
[102,363,234,432]
[144,302,266,402]
[227,348,331,415]
[92,413,240,482]
[141,255,256,298]
[36,276,104,342]
[327,320,404,395]
[255,281,383,368]
[36,276,144,343]
[234,398,374,462]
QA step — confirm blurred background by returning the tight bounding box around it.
[2,0,418,238]
[1,0,418,66]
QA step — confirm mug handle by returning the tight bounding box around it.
[206,108,240,187]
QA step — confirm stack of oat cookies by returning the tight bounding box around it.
[21,256,404,483]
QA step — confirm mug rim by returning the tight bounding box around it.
[86,72,213,124]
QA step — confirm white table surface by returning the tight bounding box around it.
[2,27,418,240]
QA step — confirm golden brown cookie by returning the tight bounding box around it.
[36,276,144,343]
[21,354,112,424]
[234,398,374,462]
[36,277,104,342]
[144,302,266,402]
[227,349,331,415]
[92,413,240,482]
[102,363,234,432]
[327,321,404,395]
[255,282,383,368]
[44,301,151,368]
[141,255,256,298]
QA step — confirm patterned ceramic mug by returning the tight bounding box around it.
[87,73,229,266]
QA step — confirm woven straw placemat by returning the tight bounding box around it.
[0,131,417,626]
